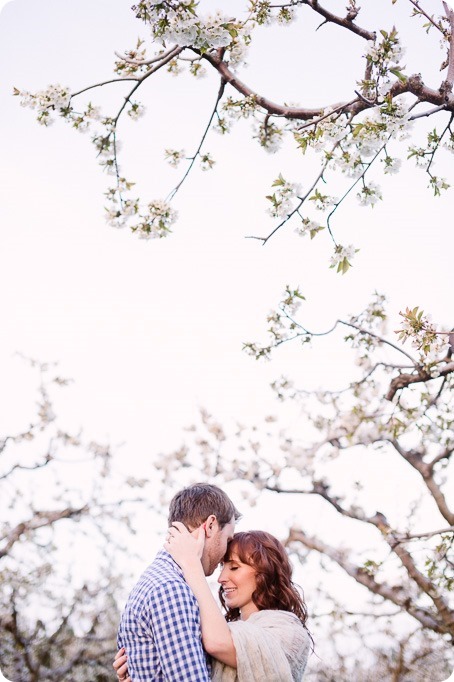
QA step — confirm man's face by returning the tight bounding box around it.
[201,515,235,576]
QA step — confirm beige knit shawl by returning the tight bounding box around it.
[210,610,310,682]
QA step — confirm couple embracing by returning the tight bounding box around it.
[114,483,311,681]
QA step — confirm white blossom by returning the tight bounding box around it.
[357,181,382,207]
[164,148,186,167]
[383,156,401,175]
[294,218,322,238]
[127,102,146,120]
[330,244,357,273]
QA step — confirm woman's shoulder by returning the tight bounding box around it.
[248,609,304,627]
[249,611,310,644]
[249,609,304,625]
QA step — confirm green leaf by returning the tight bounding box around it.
[389,68,406,82]
[352,123,364,138]
[272,173,286,187]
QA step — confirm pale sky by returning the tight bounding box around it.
[0,2,453,667]
[1,0,452,442]
[1,0,453,526]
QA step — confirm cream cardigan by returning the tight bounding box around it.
[210,609,310,681]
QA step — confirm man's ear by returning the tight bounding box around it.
[204,514,217,538]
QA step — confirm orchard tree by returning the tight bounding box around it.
[155,294,454,677]
[0,358,156,682]
[16,0,454,272]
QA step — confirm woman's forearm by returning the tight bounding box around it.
[181,559,237,668]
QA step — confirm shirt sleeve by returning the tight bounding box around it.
[148,579,211,681]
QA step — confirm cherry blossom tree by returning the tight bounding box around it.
[154,293,454,675]
[16,0,454,272]
[0,359,155,681]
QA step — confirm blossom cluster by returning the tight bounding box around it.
[133,2,250,66]
[357,180,382,207]
[363,28,406,97]
[266,174,301,218]
[249,0,298,26]
[16,84,71,126]
[294,218,324,240]
[253,120,284,154]
[132,199,178,239]
[17,0,453,256]
[397,307,448,370]
[329,244,358,274]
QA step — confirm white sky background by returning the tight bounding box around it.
[0,0,453,663]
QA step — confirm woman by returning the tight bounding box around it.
[114,526,311,681]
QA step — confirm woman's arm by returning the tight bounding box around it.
[165,522,237,668]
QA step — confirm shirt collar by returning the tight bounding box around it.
[156,548,185,579]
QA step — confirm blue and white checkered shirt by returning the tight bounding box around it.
[118,549,211,681]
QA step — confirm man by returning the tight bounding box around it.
[117,483,240,681]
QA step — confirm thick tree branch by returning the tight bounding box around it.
[287,528,448,634]
[270,480,453,630]
[0,505,89,559]
[443,1,454,91]
[390,440,454,525]
[369,512,454,631]
[386,361,454,401]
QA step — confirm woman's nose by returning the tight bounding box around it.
[217,568,226,583]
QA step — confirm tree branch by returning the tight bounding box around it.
[386,361,454,401]
[393,525,454,543]
[408,0,446,35]
[0,453,53,481]
[167,77,227,201]
[442,1,454,93]
[114,44,180,67]
[271,480,453,630]
[0,505,89,559]
[390,440,454,525]
[287,527,448,633]
[298,0,375,41]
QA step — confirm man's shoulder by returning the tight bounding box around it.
[126,550,191,605]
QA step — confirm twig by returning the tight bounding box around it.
[166,78,227,201]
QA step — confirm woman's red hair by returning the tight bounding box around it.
[218,530,309,625]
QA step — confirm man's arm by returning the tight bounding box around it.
[149,579,211,681]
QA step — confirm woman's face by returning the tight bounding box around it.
[218,550,259,620]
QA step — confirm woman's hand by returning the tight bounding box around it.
[164,521,205,570]
[113,647,131,682]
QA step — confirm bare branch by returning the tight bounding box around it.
[71,46,184,99]
[296,0,375,41]
[393,526,454,543]
[114,44,180,67]
[0,453,53,481]
[409,0,446,35]
[409,104,449,120]
[167,77,227,201]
